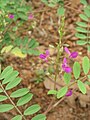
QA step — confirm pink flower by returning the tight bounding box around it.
[66,90,72,97]
[62,58,71,73]
[28,14,33,20]
[8,14,14,19]
[39,50,50,62]
[64,47,78,58]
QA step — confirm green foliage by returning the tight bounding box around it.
[76,0,90,51]
[57,86,68,99]
[1,37,40,58]
[12,115,22,120]
[82,56,90,74]
[48,90,57,95]
[64,73,71,84]
[32,114,46,120]
[0,104,14,112]
[77,80,86,94]
[73,62,81,79]
[0,66,46,120]
[41,0,64,16]
[24,104,41,115]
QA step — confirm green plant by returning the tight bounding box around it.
[41,0,65,16]
[0,66,46,120]
[75,0,90,51]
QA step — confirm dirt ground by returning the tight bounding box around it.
[0,0,90,120]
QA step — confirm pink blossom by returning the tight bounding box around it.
[8,14,14,19]
[64,47,78,58]
[28,14,33,20]
[62,58,71,73]
[66,90,72,97]
[39,50,50,62]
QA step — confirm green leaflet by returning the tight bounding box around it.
[48,90,57,95]
[84,7,90,17]
[77,80,86,94]
[0,66,13,80]
[76,22,87,27]
[57,7,65,16]
[75,33,87,39]
[0,95,7,102]
[5,77,22,90]
[64,73,71,84]
[0,88,3,93]
[57,86,68,99]
[11,115,22,120]
[2,70,19,84]
[80,0,88,5]
[75,27,88,33]
[10,88,29,98]
[82,56,90,74]
[79,14,88,22]
[77,40,87,45]
[17,93,33,106]
[73,62,81,79]
[24,104,41,115]
[32,114,46,120]
[0,104,14,112]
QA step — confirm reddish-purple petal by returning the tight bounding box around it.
[39,54,46,59]
[45,50,50,56]
[28,14,33,20]
[63,58,67,64]
[9,14,14,19]
[64,47,71,55]
[66,90,72,97]
[64,66,72,73]
[70,52,78,58]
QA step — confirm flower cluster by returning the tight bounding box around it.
[8,14,14,19]
[62,47,78,73]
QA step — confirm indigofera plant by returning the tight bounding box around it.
[76,0,90,51]
[0,66,46,120]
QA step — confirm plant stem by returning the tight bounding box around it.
[54,16,65,89]
[0,82,26,120]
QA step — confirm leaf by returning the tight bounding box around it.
[24,104,41,115]
[57,86,68,99]
[82,56,90,74]
[0,66,13,80]
[80,0,88,5]
[84,7,90,17]
[17,13,28,21]
[73,62,81,79]
[2,70,19,84]
[79,14,88,22]
[75,27,88,33]
[1,45,13,53]
[77,80,86,94]
[10,88,29,98]
[87,45,90,52]
[17,93,33,106]
[32,114,46,120]
[0,88,3,93]
[85,81,90,85]
[64,73,71,84]
[11,115,22,120]
[77,40,87,45]
[28,39,36,48]
[75,33,87,39]
[0,95,7,102]
[11,47,27,58]
[57,7,65,16]
[0,104,14,112]
[76,22,87,27]
[5,77,22,90]
[48,90,57,95]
